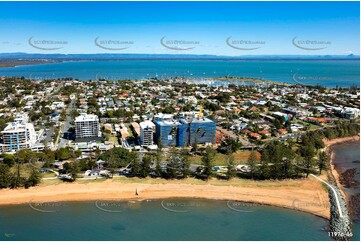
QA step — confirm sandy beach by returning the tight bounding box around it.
[0,176,330,218]
[323,135,360,148]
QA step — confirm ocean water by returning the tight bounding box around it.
[332,141,360,185]
[0,199,331,241]
[0,60,359,87]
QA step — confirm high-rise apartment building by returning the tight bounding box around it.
[75,114,101,139]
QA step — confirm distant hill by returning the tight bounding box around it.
[0,52,359,60]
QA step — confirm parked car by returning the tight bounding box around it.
[39,168,51,173]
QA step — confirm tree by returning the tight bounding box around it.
[192,134,199,153]
[218,138,242,154]
[0,154,15,167]
[261,141,296,179]
[180,148,190,178]
[324,128,336,140]
[26,168,41,188]
[130,154,141,177]
[78,159,96,171]
[11,153,26,188]
[166,147,189,179]
[166,154,180,178]
[280,157,293,179]
[247,151,258,179]
[299,144,316,177]
[71,109,79,118]
[107,161,118,178]
[56,147,74,161]
[201,146,215,180]
[226,153,237,180]
[273,119,282,129]
[43,148,55,163]
[0,164,12,188]
[64,162,80,181]
[154,149,163,177]
[99,147,136,168]
[258,151,270,180]
[318,151,329,175]
[314,138,325,150]
[16,149,37,164]
[75,149,82,158]
[140,155,152,178]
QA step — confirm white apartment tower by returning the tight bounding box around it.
[0,113,37,153]
[75,114,101,139]
[139,120,155,146]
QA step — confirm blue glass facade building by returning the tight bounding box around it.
[154,117,216,147]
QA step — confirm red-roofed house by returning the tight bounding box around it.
[249,132,262,140]
[259,130,271,137]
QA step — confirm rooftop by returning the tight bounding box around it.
[139,120,155,129]
[2,122,34,133]
[75,114,99,122]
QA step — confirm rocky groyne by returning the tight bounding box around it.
[328,184,353,240]
[324,136,360,240]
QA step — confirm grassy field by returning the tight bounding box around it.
[108,135,119,146]
[10,163,41,178]
[41,172,57,178]
[39,179,63,186]
[37,171,328,190]
[296,119,320,131]
[78,176,308,188]
[76,178,108,184]
[38,175,311,188]
[124,123,135,138]
[189,150,260,166]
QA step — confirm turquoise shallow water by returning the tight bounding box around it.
[0,60,359,87]
[0,199,332,241]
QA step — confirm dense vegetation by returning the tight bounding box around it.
[248,120,359,180]
[0,149,41,189]
[0,120,359,188]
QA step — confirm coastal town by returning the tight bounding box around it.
[0,0,359,241]
[0,76,359,178]
[0,76,359,240]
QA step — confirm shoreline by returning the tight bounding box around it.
[324,135,360,194]
[324,135,359,206]
[0,177,330,219]
[0,60,62,68]
[323,135,360,149]
[0,136,358,220]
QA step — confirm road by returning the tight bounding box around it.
[38,82,65,149]
[43,127,55,145]
[272,132,304,142]
[57,99,75,149]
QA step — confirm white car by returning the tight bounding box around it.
[236,165,251,172]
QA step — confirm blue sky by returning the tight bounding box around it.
[0,1,359,55]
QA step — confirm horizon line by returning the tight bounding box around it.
[0,52,359,57]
